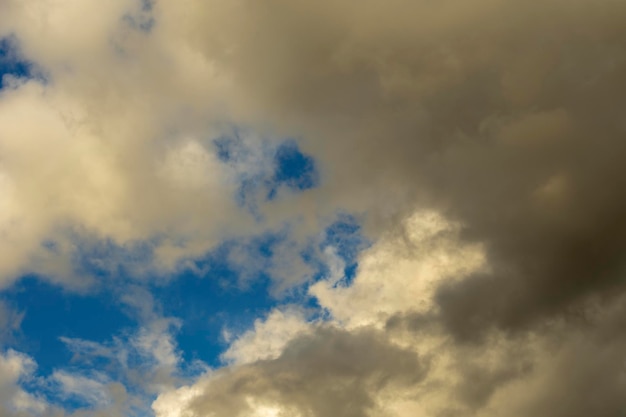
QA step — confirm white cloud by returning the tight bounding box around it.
[152,384,204,417]
[134,322,180,369]
[159,140,227,190]
[311,211,486,328]
[52,371,112,408]
[222,308,310,365]
[0,349,48,416]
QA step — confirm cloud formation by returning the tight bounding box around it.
[154,326,426,417]
[1,0,626,416]
[158,0,626,334]
[156,212,626,417]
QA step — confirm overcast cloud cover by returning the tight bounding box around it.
[1,0,626,416]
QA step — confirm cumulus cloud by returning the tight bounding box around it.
[154,211,626,417]
[1,0,626,416]
[140,0,626,335]
[154,326,426,417]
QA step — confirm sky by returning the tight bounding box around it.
[0,0,626,416]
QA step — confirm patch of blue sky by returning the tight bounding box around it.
[0,276,181,413]
[154,273,275,368]
[271,140,319,193]
[320,213,371,286]
[158,213,370,365]
[49,329,177,414]
[154,230,299,367]
[213,133,319,216]
[29,227,312,371]
[1,277,134,378]
[0,36,32,87]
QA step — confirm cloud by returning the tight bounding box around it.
[52,371,113,408]
[0,350,47,417]
[1,0,626,416]
[154,326,426,417]
[221,308,310,365]
[311,211,486,328]
[46,285,191,416]
[1,0,625,315]
[0,301,23,344]
[148,0,626,334]
[155,210,626,417]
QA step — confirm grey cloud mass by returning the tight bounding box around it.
[153,0,626,415]
[181,0,626,333]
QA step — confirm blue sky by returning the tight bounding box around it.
[0,37,31,84]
